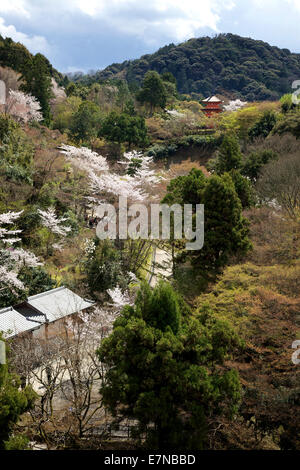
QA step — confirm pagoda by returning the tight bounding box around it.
[201,95,223,117]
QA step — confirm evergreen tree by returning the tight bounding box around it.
[137,71,167,115]
[97,282,241,449]
[228,169,255,208]
[20,53,52,124]
[69,100,101,143]
[163,169,251,276]
[194,173,251,273]
[215,133,242,174]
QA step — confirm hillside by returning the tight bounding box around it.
[92,34,300,101]
[0,35,64,86]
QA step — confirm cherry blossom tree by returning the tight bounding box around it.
[38,208,72,237]
[59,145,161,204]
[107,285,134,309]
[38,208,72,255]
[59,144,108,173]
[5,89,43,123]
[0,211,42,295]
[223,99,248,112]
[119,150,161,185]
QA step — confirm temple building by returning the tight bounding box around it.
[201,95,223,117]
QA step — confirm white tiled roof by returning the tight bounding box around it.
[27,286,94,323]
[202,95,222,102]
[0,307,39,339]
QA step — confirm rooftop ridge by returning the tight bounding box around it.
[0,306,14,315]
[28,285,67,301]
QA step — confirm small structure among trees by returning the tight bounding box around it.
[0,286,94,339]
[201,95,223,117]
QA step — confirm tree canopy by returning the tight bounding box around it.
[97,282,241,449]
[137,71,167,114]
[162,168,251,275]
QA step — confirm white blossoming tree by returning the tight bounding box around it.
[38,208,72,255]
[59,145,161,205]
[58,145,162,295]
[223,99,248,112]
[107,285,134,310]
[0,211,42,303]
[5,89,43,123]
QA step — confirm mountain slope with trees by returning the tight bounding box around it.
[0,35,65,87]
[91,34,300,101]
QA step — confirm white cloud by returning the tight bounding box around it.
[286,0,300,11]
[71,0,236,41]
[0,17,50,54]
[0,0,236,43]
[0,0,30,18]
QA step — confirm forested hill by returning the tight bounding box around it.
[0,35,64,85]
[91,34,300,101]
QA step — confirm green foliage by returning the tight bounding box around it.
[52,96,82,133]
[0,341,36,448]
[272,111,300,138]
[4,434,30,450]
[146,143,177,159]
[0,114,18,142]
[66,81,89,100]
[0,35,62,84]
[100,111,148,147]
[135,282,181,334]
[18,266,55,296]
[163,168,206,206]
[248,110,277,140]
[137,71,167,113]
[97,281,241,449]
[228,169,255,208]
[69,100,102,143]
[241,149,278,181]
[161,72,177,84]
[0,265,55,309]
[127,157,143,176]
[213,133,242,174]
[194,173,251,273]
[0,118,34,185]
[280,94,297,114]
[84,240,128,296]
[0,282,26,311]
[94,34,299,100]
[163,169,251,276]
[146,135,219,161]
[20,53,53,124]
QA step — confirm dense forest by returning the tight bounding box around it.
[85,34,300,101]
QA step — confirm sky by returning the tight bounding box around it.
[0,0,300,73]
